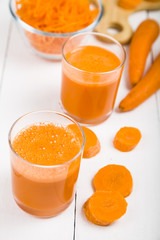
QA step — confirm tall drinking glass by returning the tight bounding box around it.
[9,110,85,217]
[61,32,126,125]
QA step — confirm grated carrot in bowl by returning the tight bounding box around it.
[14,0,100,58]
[16,0,99,33]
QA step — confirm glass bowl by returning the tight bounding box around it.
[9,0,103,60]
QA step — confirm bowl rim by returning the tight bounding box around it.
[9,0,103,37]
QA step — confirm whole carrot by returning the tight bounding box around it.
[129,19,159,86]
[118,0,143,10]
[119,54,160,111]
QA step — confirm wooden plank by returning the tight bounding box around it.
[148,10,160,121]
[0,0,12,93]
[75,11,160,240]
[0,23,75,240]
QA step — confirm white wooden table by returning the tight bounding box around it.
[0,1,160,239]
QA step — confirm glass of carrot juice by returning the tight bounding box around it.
[9,110,85,217]
[61,32,126,124]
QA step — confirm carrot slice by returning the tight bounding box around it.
[68,125,101,158]
[113,127,142,152]
[81,126,101,158]
[93,164,133,197]
[84,191,127,226]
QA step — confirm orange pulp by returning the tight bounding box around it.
[61,45,122,123]
[11,123,82,217]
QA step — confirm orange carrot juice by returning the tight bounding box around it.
[61,33,125,124]
[9,112,84,217]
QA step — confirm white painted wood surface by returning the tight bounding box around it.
[0,1,159,239]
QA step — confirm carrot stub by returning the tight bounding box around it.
[113,127,142,152]
[118,0,143,10]
[84,191,127,226]
[119,54,160,111]
[93,164,133,197]
[129,19,159,86]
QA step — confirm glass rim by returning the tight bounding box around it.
[62,32,126,77]
[8,110,85,169]
[9,0,103,37]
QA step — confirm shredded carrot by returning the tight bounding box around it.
[93,164,133,197]
[16,0,98,33]
[26,32,69,55]
[113,127,142,152]
[16,0,99,56]
[84,191,127,226]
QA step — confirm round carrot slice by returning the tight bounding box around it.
[93,164,133,197]
[84,191,127,226]
[113,127,141,152]
[83,200,108,226]
[81,126,100,158]
[68,124,100,158]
